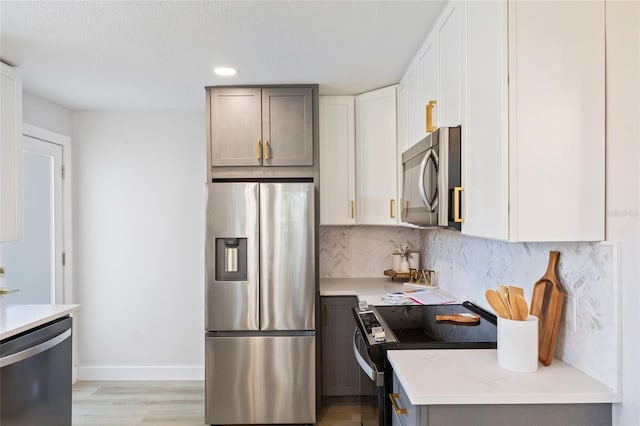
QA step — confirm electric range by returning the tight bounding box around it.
[352,301,497,426]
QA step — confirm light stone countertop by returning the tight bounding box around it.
[0,304,81,340]
[319,277,460,306]
[387,349,621,405]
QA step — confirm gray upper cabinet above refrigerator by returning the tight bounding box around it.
[208,86,315,175]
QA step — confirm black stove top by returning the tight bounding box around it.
[353,302,498,368]
[374,303,497,348]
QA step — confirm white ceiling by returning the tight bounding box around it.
[0,1,447,110]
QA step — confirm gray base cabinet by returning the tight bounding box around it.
[391,373,612,426]
[321,296,359,396]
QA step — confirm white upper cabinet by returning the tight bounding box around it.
[462,0,605,241]
[1,63,23,242]
[401,1,463,148]
[436,2,464,127]
[416,32,438,139]
[396,80,409,223]
[319,96,356,225]
[355,86,398,225]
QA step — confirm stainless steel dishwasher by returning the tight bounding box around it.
[0,316,73,426]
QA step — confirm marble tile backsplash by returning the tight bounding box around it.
[319,225,618,390]
[319,226,421,278]
[421,229,618,390]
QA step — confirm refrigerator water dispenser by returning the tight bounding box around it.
[215,238,247,281]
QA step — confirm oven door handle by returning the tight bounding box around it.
[352,329,384,387]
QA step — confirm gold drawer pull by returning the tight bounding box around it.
[389,393,407,415]
[454,186,464,223]
[256,139,262,160]
[426,100,437,133]
[390,199,395,219]
[264,140,270,160]
[351,200,355,219]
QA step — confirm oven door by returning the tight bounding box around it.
[353,329,385,426]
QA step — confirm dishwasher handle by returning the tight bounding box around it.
[352,328,384,387]
[0,329,71,368]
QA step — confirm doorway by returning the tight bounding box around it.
[0,134,65,304]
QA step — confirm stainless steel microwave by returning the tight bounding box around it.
[401,126,462,229]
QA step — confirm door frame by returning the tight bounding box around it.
[22,123,73,305]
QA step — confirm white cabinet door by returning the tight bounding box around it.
[406,65,420,145]
[356,86,398,225]
[507,0,605,242]
[462,0,509,240]
[0,63,22,242]
[417,33,438,137]
[463,0,605,242]
[437,1,464,127]
[319,96,356,225]
[397,81,409,223]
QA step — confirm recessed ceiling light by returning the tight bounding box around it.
[214,67,237,77]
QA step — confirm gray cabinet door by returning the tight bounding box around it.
[321,296,359,396]
[262,87,313,166]
[210,87,262,166]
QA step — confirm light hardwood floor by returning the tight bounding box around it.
[72,381,360,426]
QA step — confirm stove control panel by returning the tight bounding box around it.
[355,306,397,345]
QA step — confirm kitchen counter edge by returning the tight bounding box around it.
[320,277,459,305]
[388,349,621,406]
[1,304,81,340]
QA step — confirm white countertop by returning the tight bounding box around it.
[0,304,81,340]
[320,277,460,306]
[388,349,621,405]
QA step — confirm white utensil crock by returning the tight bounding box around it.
[497,315,539,372]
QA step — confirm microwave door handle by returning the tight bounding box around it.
[418,148,439,212]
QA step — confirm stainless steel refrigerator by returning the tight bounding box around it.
[204,181,316,425]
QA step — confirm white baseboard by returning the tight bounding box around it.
[78,366,204,381]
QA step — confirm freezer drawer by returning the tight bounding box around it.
[205,335,316,424]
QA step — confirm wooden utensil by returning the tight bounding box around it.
[508,286,525,320]
[485,289,509,319]
[497,285,514,319]
[514,294,529,321]
[529,251,567,366]
[508,285,524,302]
[436,314,480,324]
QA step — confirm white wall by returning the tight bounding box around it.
[606,1,640,424]
[73,110,206,380]
[22,91,73,136]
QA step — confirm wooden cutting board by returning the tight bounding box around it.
[529,250,566,366]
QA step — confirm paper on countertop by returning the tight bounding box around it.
[387,289,456,305]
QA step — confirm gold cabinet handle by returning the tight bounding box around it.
[390,199,395,219]
[351,200,355,219]
[426,100,437,133]
[264,140,270,160]
[454,186,464,223]
[389,393,407,415]
[256,139,262,161]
